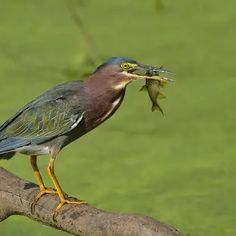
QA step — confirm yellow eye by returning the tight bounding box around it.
[121,63,130,70]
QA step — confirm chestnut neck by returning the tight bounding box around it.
[82,72,127,131]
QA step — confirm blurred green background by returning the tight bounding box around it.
[0,0,235,235]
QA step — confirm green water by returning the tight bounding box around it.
[0,1,235,235]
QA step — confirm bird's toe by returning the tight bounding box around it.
[31,187,59,213]
[53,198,87,221]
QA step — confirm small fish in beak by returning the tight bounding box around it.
[140,79,166,114]
[140,66,173,115]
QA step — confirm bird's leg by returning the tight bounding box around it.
[30,155,58,211]
[47,155,86,219]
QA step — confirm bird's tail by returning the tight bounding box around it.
[0,151,16,160]
[0,137,29,160]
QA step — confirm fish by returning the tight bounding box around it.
[140,78,166,115]
[140,65,174,114]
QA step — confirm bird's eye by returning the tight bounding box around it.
[121,63,131,70]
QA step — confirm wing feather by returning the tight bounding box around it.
[0,81,84,153]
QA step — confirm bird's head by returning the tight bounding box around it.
[94,57,172,90]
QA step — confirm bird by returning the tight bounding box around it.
[0,57,169,218]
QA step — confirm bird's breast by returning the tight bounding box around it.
[95,95,123,124]
[83,89,125,131]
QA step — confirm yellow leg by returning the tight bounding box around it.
[30,155,57,211]
[30,155,46,191]
[47,155,86,219]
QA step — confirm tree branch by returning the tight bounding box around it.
[0,167,182,236]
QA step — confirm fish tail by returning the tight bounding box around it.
[152,103,164,115]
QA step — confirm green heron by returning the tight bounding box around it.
[0,57,169,217]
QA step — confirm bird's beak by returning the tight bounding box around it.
[127,64,174,82]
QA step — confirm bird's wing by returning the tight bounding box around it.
[0,83,84,153]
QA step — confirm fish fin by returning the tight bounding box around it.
[152,103,164,116]
[158,92,166,99]
[159,80,168,88]
[139,85,147,91]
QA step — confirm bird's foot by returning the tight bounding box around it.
[31,187,60,213]
[53,197,87,220]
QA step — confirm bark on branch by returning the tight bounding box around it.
[0,167,182,236]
